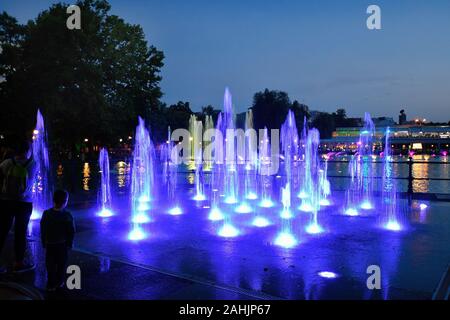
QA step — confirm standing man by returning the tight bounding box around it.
[0,138,36,273]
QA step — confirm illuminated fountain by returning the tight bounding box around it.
[357,113,375,210]
[191,116,205,201]
[344,113,375,216]
[382,128,402,231]
[244,109,258,200]
[217,88,239,236]
[31,109,51,220]
[303,129,324,234]
[129,117,155,240]
[97,148,113,217]
[162,127,182,215]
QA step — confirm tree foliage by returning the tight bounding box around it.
[0,0,164,147]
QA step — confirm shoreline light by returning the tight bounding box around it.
[128,226,146,241]
[218,224,239,237]
[274,232,297,248]
[98,208,114,218]
[252,216,270,228]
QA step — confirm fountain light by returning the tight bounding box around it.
[252,216,270,227]
[30,210,42,220]
[360,201,373,210]
[136,202,150,212]
[168,207,183,215]
[299,202,313,212]
[98,208,114,218]
[138,195,150,203]
[259,199,274,208]
[218,224,239,237]
[132,212,150,224]
[319,199,331,206]
[306,223,324,234]
[224,195,238,204]
[246,192,258,200]
[385,220,401,231]
[208,208,224,221]
[318,271,338,279]
[274,232,297,248]
[298,191,309,199]
[235,203,252,213]
[128,226,146,241]
[419,203,428,210]
[280,209,293,219]
[193,193,206,201]
[345,208,359,216]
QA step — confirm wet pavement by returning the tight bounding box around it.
[1,192,449,300]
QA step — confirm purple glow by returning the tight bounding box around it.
[345,208,359,216]
[168,207,183,215]
[224,196,238,204]
[274,232,297,248]
[306,223,324,234]
[299,202,313,212]
[318,271,338,279]
[360,201,373,210]
[98,208,114,218]
[246,192,258,200]
[208,208,224,221]
[259,199,274,208]
[218,224,239,237]
[252,216,271,227]
[235,203,252,213]
[128,226,147,241]
[385,220,402,231]
[132,212,151,224]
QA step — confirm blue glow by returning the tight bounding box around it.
[385,220,402,231]
[259,199,274,208]
[298,191,309,199]
[208,208,224,221]
[419,203,428,210]
[138,195,150,203]
[30,210,42,220]
[246,192,258,200]
[132,212,151,224]
[252,216,271,227]
[168,207,183,215]
[193,194,206,201]
[137,202,150,211]
[299,202,313,212]
[235,203,252,213]
[360,201,373,210]
[345,208,359,216]
[274,232,297,248]
[128,226,146,241]
[224,196,238,204]
[218,224,239,237]
[98,208,114,218]
[306,223,324,234]
[280,209,293,219]
[318,271,338,279]
[319,199,331,206]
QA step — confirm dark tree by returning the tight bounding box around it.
[252,89,291,131]
[291,100,311,133]
[311,112,335,139]
[0,0,164,147]
[166,101,192,131]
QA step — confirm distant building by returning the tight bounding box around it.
[321,124,450,154]
[399,109,407,125]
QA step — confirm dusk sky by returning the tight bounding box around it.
[2,0,450,121]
